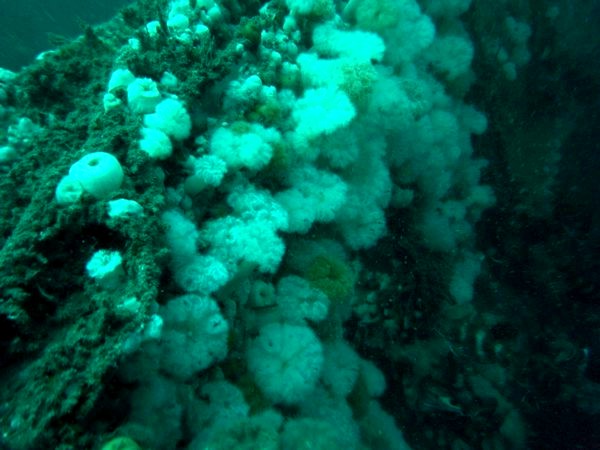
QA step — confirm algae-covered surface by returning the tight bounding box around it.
[0,6,174,448]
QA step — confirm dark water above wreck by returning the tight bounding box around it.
[0,0,131,69]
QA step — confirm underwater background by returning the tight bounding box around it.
[0,0,598,449]
[0,0,131,70]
